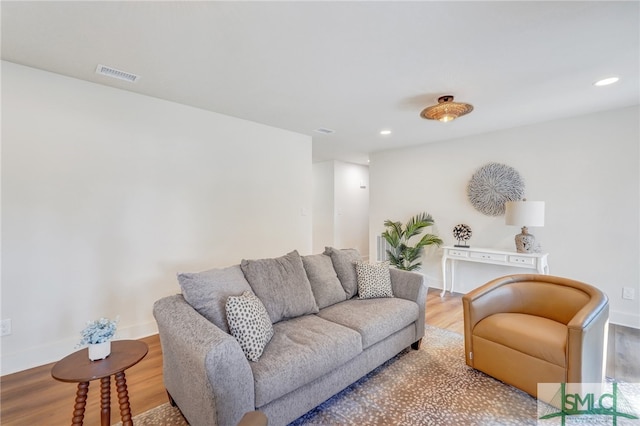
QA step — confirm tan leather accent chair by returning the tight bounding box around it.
[463,274,609,398]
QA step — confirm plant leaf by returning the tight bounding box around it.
[382,211,440,271]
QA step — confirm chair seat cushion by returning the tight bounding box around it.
[318,297,418,349]
[473,313,567,367]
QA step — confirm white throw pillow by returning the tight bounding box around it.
[355,261,394,299]
[225,291,274,362]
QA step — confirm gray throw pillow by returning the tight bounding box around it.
[324,247,362,298]
[225,290,274,362]
[240,250,319,324]
[302,254,347,309]
[177,265,252,333]
[355,261,394,299]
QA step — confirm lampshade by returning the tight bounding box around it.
[420,95,474,122]
[505,200,545,227]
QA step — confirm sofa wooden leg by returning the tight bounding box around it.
[238,411,268,426]
[411,338,422,350]
[167,390,177,407]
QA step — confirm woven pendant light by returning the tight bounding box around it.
[420,95,474,122]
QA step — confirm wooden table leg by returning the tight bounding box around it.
[115,371,132,426]
[72,381,89,426]
[100,376,111,426]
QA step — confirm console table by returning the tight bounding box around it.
[441,246,549,296]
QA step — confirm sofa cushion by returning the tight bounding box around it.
[318,297,419,349]
[302,254,347,309]
[355,261,394,299]
[177,265,252,333]
[250,315,362,407]
[473,313,568,367]
[324,247,361,298]
[225,291,274,362]
[241,250,319,324]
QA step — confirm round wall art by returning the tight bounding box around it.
[467,163,525,216]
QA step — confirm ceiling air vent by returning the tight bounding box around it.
[95,64,140,83]
[314,128,335,135]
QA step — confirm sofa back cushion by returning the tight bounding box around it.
[324,247,362,298]
[241,250,319,324]
[177,265,251,333]
[302,254,347,309]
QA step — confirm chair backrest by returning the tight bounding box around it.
[465,274,606,327]
[489,281,589,324]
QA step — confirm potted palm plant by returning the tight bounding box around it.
[382,212,443,271]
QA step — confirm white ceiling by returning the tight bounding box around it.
[2,1,638,164]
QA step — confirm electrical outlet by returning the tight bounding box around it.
[622,287,635,300]
[1,319,12,336]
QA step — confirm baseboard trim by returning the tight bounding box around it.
[0,321,158,376]
[610,310,640,329]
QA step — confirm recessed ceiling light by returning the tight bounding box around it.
[380,129,392,135]
[593,77,619,86]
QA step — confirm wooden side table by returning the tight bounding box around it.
[51,340,148,426]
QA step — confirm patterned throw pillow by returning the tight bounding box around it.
[225,291,274,362]
[355,261,394,299]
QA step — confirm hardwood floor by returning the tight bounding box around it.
[2,288,635,425]
[0,335,167,426]
[425,287,464,335]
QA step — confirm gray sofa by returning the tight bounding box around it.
[153,248,426,426]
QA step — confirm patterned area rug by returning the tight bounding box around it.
[126,326,540,425]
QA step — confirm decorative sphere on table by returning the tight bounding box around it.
[453,224,472,248]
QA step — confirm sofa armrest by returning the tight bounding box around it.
[153,295,255,426]
[390,268,427,340]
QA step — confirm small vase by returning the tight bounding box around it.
[88,341,111,361]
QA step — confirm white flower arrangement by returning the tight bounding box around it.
[78,317,118,347]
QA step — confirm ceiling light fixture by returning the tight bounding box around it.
[380,129,392,135]
[593,76,619,86]
[420,95,474,123]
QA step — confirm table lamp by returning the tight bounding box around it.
[504,200,545,253]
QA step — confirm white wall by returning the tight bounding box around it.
[370,106,639,328]
[312,161,334,254]
[1,61,312,374]
[334,161,369,258]
[312,161,369,258]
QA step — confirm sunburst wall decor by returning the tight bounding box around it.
[467,163,525,216]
